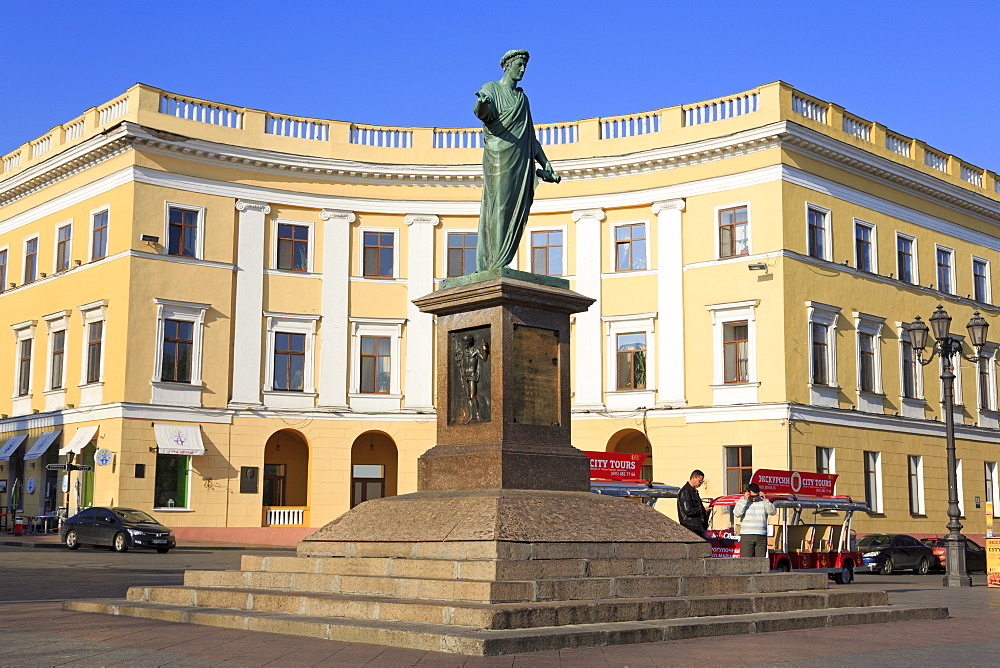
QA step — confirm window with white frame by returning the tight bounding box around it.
[273,220,313,272]
[896,234,916,285]
[603,315,656,407]
[90,206,109,261]
[264,313,318,400]
[43,311,70,392]
[717,205,749,259]
[78,300,107,389]
[957,458,965,516]
[23,236,38,283]
[940,343,964,406]
[152,299,208,406]
[854,220,875,273]
[899,325,923,401]
[854,312,884,397]
[154,453,190,509]
[530,229,564,276]
[54,222,72,273]
[806,205,830,260]
[807,302,840,388]
[978,344,997,411]
[707,301,758,405]
[0,247,7,291]
[12,320,35,400]
[447,231,477,277]
[908,455,925,515]
[613,221,647,271]
[973,257,990,304]
[361,229,397,278]
[166,203,204,259]
[864,450,883,513]
[348,318,404,405]
[985,462,999,515]
[816,447,835,475]
[936,246,954,294]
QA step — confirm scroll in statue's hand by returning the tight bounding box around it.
[536,168,561,183]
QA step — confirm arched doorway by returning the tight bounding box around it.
[607,429,653,482]
[350,432,398,508]
[262,430,309,526]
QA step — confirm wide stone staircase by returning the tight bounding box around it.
[65,538,948,656]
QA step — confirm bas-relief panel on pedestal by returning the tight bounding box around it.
[449,327,492,424]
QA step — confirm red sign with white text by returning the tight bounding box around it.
[584,451,647,480]
[750,469,838,497]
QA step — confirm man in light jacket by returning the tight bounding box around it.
[734,483,776,558]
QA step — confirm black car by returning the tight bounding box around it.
[59,507,176,553]
[857,533,935,575]
[920,536,988,572]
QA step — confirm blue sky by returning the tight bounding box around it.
[4,1,1000,171]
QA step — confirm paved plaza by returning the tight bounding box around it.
[0,542,998,666]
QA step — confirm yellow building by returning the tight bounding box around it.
[0,82,998,544]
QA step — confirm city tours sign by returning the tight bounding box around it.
[750,469,838,497]
[584,451,647,481]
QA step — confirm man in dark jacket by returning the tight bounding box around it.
[677,470,708,536]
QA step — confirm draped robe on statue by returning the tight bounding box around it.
[474,80,542,271]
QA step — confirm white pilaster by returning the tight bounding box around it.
[230,199,269,406]
[318,209,355,410]
[653,199,687,407]
[404,214,439,412]
[572,208,605,410]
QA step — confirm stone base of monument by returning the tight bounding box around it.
[65,489,948,655]
[63,277,947,654]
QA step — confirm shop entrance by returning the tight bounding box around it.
[350,432,398,508]
[607,428,654,482]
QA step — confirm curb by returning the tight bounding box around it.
[0,539,295,551]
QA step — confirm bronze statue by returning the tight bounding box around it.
[456,333,490,423]
[474,49,560,272]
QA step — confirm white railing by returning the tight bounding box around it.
[886,133,911,157]
[961,166,983,187]
[64,120,85,142]
[350,126,413,148]
[537,123,578,144]
[31,136,51,158]
[159,95,243,129]
[600,113,660,139]
[792,95,827,123]
[3,153,21,172]
[266,115,329,140]
[684,92,759,126]
[925,150,947,172]
[265,508,304,526]
[98,98,129,125]
[433,129,482,149]
[842,116,871,141]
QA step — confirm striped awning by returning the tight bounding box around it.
[58,426,100,456]
[24,430,62,460]
[0,435,27,462]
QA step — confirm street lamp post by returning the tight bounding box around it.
[908,305,988,587]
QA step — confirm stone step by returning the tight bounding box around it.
[238,554,771,580]
[297,539,712,561]
[63,598,949,656]
[127,585,889,630]
[182,569,830,603]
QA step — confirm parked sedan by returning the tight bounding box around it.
[856,533,934,574]
[60,507,176,553]
[920,537,988,572]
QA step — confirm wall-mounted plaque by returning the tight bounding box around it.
[448,326,492,424]
[240,466,259,494]
[512,325,560,426]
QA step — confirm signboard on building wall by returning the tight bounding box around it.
[584,452,647,480]
[750,469,838,497]
[986,538,1000,588]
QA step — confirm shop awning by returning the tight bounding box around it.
[0,435,27,462]
[154,424,205,456]
[58,426,100,456]
[24,430,63,460]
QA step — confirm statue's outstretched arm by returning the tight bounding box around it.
[473,91,497,124]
